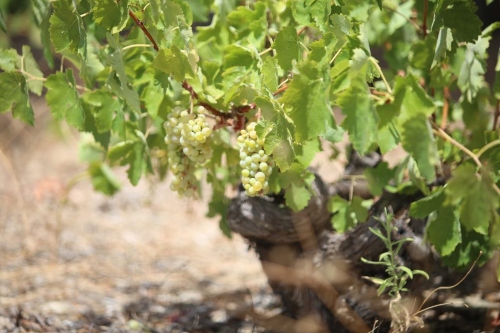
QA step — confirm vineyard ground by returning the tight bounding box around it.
[0,106,276,332]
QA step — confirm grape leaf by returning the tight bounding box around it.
[92,0,129,33]
[410,188,445,218]
[88,161,121,195]
[83,90,121,133]
[395,75,437,181]
[280,169,315,212]
[376,99,400,154]
[410,36,436,72]
[31,0,54,68]
[446,163,498,235]
[426,205,461,256]
[0,72,34,125]
[272,26,300,72]
[329,14,352,42]
[364,161,394,196]
[254,98,295,171]
[79,136,106,163]
[308,32,338,66]
[207,189,231,238]
[49,0,86,56]
[441,228,490,268]
[21,46,44,96]
[123,142,147,186]
[0,48,19,71]
[226,2,267,44]
[294,138,321,168]
[329,196,370,232]
[154,46,195,82]
[458,43,485,102]
[338,63,378,155]
[432,27,453,67]
[45,70,85,130]
[261,57,278,92]
[0,9,5,32]
[223,44,255,69]
[280,61,331,143]
[440,0,482,43]
[106,33,140,112]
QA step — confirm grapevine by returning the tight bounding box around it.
[0,0,499,274]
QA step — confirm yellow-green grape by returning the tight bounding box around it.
[237,121,274,197]
[164,108,209,197]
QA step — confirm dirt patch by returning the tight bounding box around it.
[0,112,275,332]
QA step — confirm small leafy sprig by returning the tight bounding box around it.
[361,209,429,298]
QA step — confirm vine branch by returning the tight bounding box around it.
[128,10,159,51]
[431,122,500,195]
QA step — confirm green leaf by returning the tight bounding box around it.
[207,189,231,238]
[49,0,86,56]
[32,0,54,68]
[281,61,332,143]
[83,90,121,133]
[22,46,44,96]
[88,162,121,195]
[79,136,106,162]
[0,72,34,125]
[92,0,129,33]
[125,142,147,186]
[294,138,321,168]
[106,33,140,112]
[254,97,295,171]
[376,101,400,154]
[0,48,19,71]
[280,169,315,212]
[441,0,482,43]
[154,46,195,82]
[338,63,378,155]
[223,44,255,69]
[395,75,437,181]
[364,161,394,196]
[272,26,300,72]
[285,182,312,212]
[426,205,461,256]
[410,188,445,218]
[45,70,85,130]
[261,56,278,92]
[107,140,135,162]
[441,228,490,268]
[432,27,453,67]
[458,42,485,102]
[329,196,370,232]
[446,164,499,235]
[0,9,6,32]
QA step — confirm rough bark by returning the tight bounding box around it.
[227,153,495,332]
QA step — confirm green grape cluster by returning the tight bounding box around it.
[237,122,273,196]
[164,108,213,197]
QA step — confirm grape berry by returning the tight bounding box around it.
[237,122,273,196]
[164,108,213,197]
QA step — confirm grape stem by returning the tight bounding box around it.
[369,57,393,94]
[128,10,159,51]
[431,121,500,196]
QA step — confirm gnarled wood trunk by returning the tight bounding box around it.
[227,154,495,333]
